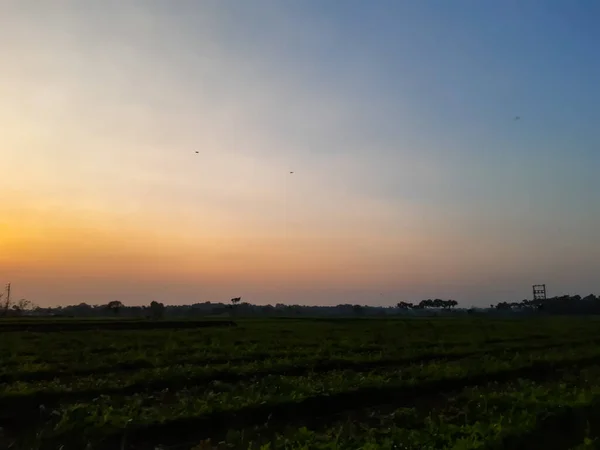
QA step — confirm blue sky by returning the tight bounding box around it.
[1,0,599,306]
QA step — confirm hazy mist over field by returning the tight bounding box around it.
[1,1,599,307]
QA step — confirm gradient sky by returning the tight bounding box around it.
[1,0,599,307]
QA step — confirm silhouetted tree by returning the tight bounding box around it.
[0,292,27,316]
[261,305,274,315]
[446,300,458,309]
[419,299,435,309]
[495,302,512,310]
[397,301,414,310]
[106,301,124,316]
[11,299,34,315]
[150,301,165,319]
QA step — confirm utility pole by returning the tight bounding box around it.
[2,282,10,314]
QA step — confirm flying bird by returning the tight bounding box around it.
[514,116,520,120]
[195,151,199,154]
[289,171,294,174]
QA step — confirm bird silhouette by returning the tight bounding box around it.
[289,171,294,174]
[195,151,199,154]
[514,116,520,120]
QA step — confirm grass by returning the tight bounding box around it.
[2,317,600,449]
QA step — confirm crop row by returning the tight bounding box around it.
[0,330,551,365]
[3,317,596,361]
[2,335,599,415]
[13,344,600,449]
[3,332,597,387]
[3,321,598,377]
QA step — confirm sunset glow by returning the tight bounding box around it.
[2,1,599,306]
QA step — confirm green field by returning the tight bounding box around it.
[3,317,600,449]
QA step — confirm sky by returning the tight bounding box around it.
[1,0,599,308]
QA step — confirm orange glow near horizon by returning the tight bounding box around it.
[2,209,412,279]
[1,189,456,307]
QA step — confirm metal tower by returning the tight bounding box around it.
[532,284,546,302]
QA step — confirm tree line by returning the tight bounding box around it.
[492,294,600,315]
[396,299,458,310]
[9,296,463,318]
[7,289,600,318]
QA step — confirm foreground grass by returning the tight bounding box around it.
[237,368,600,450]
[3,317,600,449]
